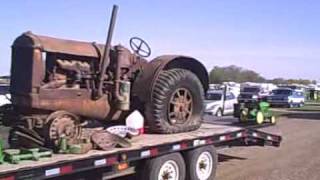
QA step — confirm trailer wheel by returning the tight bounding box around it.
[139,152,186,180]
[184,145,217,180]
[146,69,204,133]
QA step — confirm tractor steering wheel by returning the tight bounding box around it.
[129,37,151,57]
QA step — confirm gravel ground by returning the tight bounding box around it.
[216,114,320,180]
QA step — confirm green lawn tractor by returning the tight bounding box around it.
[234,101,276,125]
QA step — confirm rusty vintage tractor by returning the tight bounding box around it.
[4,5,208,147]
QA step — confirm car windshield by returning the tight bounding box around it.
[272,89,292,95]
[0,85,9,95]
[206,93,222,101]
[242,87,260,93]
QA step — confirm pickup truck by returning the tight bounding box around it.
[267,88,305,108]
[205,90,237,116]
[237,86,269,103]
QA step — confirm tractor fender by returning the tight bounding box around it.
[132,55,209,103]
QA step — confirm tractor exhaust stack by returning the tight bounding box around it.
[97,5,118,98]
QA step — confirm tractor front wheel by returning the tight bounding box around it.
[44,111,81,147]
[239,109,248,122]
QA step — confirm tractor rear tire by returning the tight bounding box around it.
[145,69,204,134]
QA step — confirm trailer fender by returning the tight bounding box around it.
[132,55,209,103]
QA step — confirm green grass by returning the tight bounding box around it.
[271,101,320,117]
[290,102,320,112]
[270,102,320,118]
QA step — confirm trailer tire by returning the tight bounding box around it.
[184,145,217,180]
[145,69,204,133]
[139,152,186,180]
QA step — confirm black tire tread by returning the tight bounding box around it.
[145,69,204,134]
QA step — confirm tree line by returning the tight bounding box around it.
[209,65,316,85]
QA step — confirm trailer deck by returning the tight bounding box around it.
[0,122,281,180]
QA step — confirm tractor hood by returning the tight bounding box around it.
[12,31,106,58]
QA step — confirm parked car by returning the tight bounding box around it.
[205,90,237,116]
[267,88,305,108]
[0,84,10,106]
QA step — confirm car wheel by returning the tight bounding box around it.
[299,101,304,107]
[288,101,294,108]
[215,109,223,117]
[145,69,204,134]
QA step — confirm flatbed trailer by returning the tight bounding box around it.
[0,121,281,180]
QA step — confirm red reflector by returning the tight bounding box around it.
[0,176,15,180]
[150,148,158,156]
[206,138,213,144]
[107,157,118,165]
[225,135,232,140]
[60,165,73,174]
[180,142,188,149]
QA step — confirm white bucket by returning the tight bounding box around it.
[126,110,144,135]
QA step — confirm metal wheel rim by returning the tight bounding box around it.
[256,112,264,124]
[271,116,276,124]
[168,88,193,124]
[48,113,80,145]
[196,151,213,180]
[158,160,180,180]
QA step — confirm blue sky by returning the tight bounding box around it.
[0,0,319,80]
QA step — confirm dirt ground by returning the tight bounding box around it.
[216,112,320,180]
